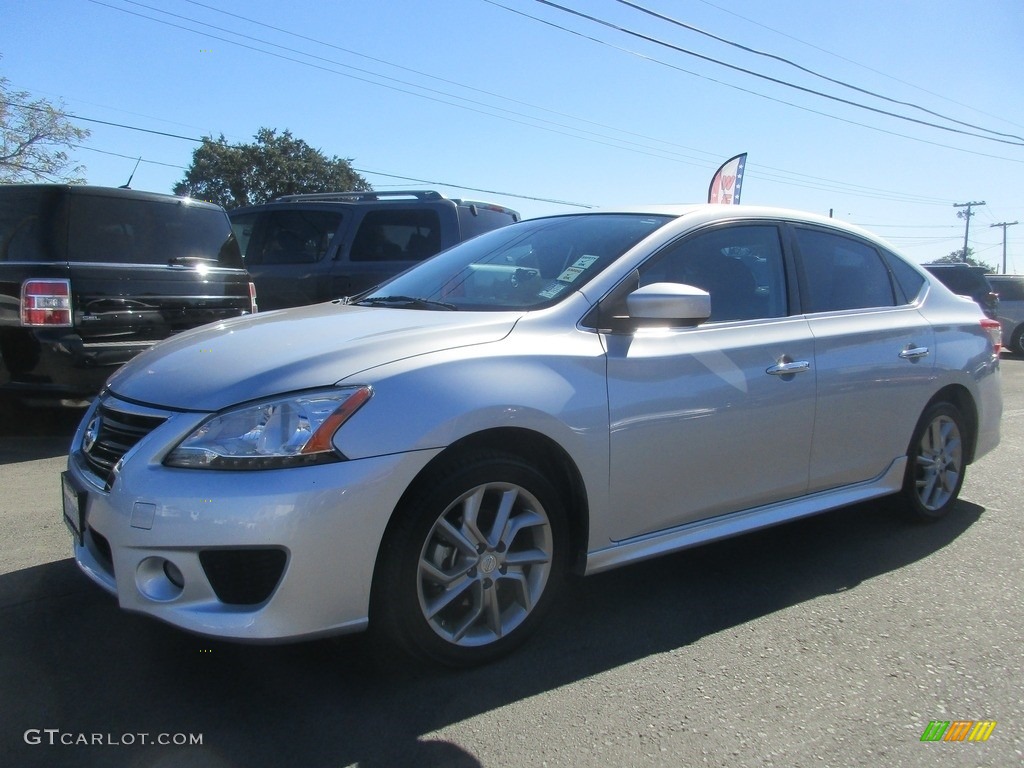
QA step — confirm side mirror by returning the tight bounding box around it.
[626,282,711,326]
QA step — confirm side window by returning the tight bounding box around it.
[795,228,895,312]
[230,213,258,260]
[246,210,342,266]
[350,209,442,262]
[993,279,1024,301]
[0,187,64,262]
[881,250,926,304]
[638,225,787,322]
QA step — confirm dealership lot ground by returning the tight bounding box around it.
[1,361,1022,767]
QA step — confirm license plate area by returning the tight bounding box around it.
[62,472,87,546]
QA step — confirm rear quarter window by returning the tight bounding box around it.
[881,250,926,303]
[0,186,66,262]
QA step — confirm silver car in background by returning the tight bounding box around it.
[62,205,1003,666]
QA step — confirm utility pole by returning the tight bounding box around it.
[954,201,986,261]
[990,221,1018,274]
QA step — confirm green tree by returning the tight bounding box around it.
[933,247,995,272]
[0,72,90,182]
[174,128,371,208]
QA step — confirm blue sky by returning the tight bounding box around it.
[2,0,1023,268]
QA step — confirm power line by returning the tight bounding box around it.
[90,0,748,170]
[178,0,1021,195]
[692,0,1024,132]
[616,0,1023,141]
[351,168,594,208]
[530,0,1024,147]
[73,144,188,170]
[169,0,990,202]
[28,2,1008,210]
[180,0,717,163]
[482,0,1024,167]
[83,0,992,206]
[0,98,205,142]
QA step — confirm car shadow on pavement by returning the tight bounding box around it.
[0,401,85,465]
[0,498,984,768]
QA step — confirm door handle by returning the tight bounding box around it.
[766,360,811,376]
[899,346,929,360]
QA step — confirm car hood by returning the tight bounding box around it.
[106,302,520,411]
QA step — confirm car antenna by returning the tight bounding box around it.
[119,157,142,189]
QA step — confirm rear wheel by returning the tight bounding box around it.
[1012,327,1024,356]
[902,402,966,522]
[373,452,566,666]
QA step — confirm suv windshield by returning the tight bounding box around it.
[358,214,673,311]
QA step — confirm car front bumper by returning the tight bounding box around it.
[64,401,440,641]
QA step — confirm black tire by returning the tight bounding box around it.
[901,402,966,522]
[1012,327,1024,357]
[372,451,566,667]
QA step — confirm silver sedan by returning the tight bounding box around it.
[62,205,1002,666]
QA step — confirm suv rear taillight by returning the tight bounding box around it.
[981,317,1002,355]
[21,279,73,327]
[248,281,258,313]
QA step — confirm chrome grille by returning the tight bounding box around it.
[82,404,167,482]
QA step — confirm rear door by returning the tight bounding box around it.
[792,225,935,492]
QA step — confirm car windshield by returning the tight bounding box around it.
[357,213,674,311]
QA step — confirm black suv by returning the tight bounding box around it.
[0,185,256,403]
[922,263,999,319]
[229,190,520,310]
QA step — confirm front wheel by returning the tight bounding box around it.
[373,452,566,666]
[901,402,966,522]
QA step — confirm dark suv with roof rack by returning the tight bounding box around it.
[229,190,520,311]
[0,184,256,403]
[922,263,999,319]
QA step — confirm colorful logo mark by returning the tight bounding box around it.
[920,720,996,742]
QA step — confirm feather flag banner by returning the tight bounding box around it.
[708,153,747,204]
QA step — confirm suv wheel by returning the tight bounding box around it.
[1012,327,1024,356]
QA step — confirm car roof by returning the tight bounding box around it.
[0,183,225,211]
[535,204,897,248]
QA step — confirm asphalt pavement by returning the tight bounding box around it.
[0,360,1021,767]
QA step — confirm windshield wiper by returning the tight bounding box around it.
[356,295,457,310]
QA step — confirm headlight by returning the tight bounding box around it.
[165,386,372,470]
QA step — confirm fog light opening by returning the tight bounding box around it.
[136,557,185,602]
[163,560,185,589]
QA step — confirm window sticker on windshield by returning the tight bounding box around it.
[556,255,599,283]
[539,283,568,299]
